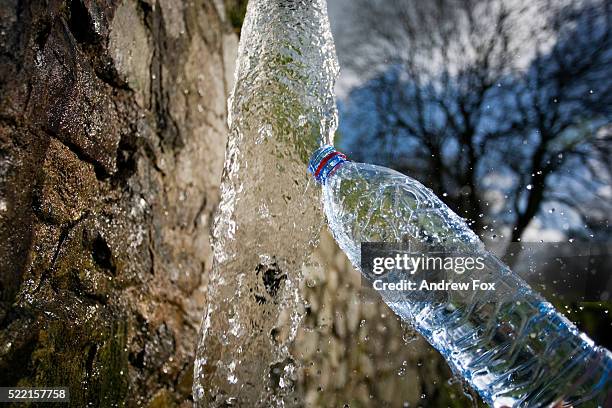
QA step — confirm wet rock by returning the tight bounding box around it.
[109,0,153,107]
[159,0,187,39]
[27,18,121,174]
[0,126,48,304]
[0,0,236,405]
[36,138,98,224]
[68,0,117,43]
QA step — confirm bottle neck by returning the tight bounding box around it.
[308,145,348,184]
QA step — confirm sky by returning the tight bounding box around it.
[324,0,608,245]
[326,0,569,99]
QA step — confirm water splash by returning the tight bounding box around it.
[193,0,338,406]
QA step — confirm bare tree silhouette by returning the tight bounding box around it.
[338,0,612,256]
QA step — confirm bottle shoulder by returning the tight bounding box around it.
[326,162,438,209]
[323,161,482,249]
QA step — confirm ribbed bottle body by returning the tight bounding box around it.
[322,161,612,407]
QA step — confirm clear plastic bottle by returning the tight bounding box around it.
[309,145,612,407]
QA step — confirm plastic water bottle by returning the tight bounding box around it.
[309,145,612,407]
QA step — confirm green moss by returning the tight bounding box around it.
[30,316,129,406]
[147,389,176,408]
[96,319,129,405]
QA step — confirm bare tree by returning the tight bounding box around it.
[338,0,612,255]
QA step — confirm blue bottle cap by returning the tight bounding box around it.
[308,145,348,184]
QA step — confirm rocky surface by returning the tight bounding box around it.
[0,0,237,405]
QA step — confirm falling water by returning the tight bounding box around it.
[193,0,338,406]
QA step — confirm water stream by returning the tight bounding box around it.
[193,0,338,406]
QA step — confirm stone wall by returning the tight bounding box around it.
[296,231,483,407]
